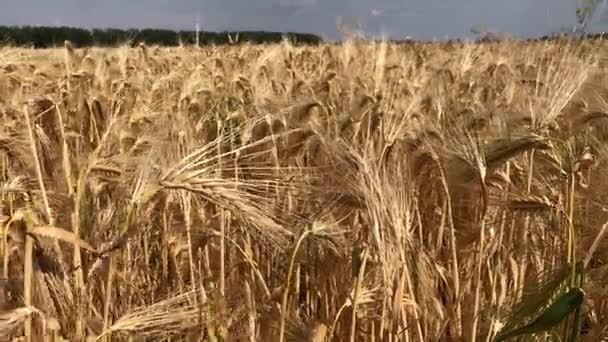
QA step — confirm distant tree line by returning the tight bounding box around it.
[0,25,323,48]
[2,24,606,49]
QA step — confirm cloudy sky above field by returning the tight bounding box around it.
[1,0,608,40]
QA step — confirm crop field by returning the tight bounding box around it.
[1,38,608,341]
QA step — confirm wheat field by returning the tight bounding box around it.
[1,37,608,341]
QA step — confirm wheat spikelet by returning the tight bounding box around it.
[0,306,45,338]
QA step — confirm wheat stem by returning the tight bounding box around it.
[279,229,312,342]
[350,247,368,342]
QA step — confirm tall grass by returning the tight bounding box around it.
[1,37,608,341]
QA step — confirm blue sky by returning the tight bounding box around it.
[1,0,607,40]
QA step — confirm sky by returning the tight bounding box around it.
[1,0,607,40]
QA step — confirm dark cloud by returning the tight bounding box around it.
[0,0,606,40]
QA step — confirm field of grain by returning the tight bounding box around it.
[1,38,608,341]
